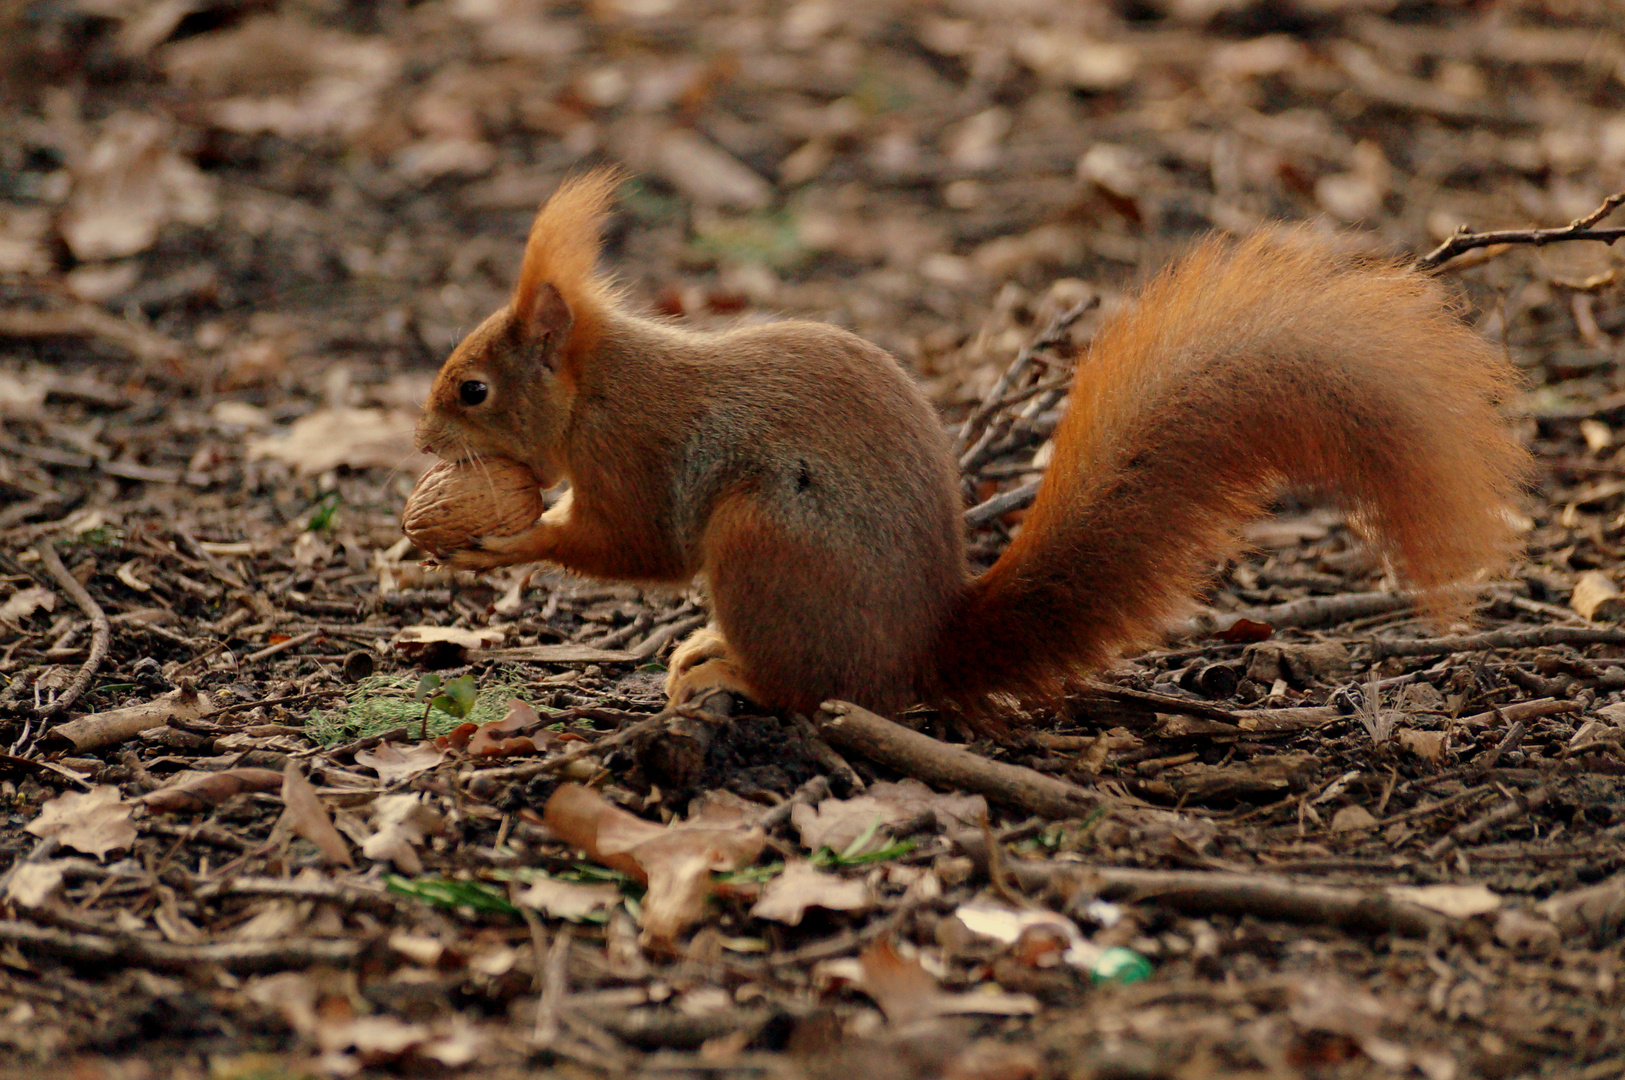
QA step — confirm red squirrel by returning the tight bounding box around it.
[415,169,1530,718]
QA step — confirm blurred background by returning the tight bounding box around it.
[0,0,1623,617]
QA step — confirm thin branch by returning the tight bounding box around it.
[964,478,1039,526]
[952,298,1094,459]
[1413,190,1625,272]
[33,539,110,721]
[0,919,363,972]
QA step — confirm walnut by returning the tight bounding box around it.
[401,457,544,557]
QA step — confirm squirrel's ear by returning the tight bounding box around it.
[513,281,574,369]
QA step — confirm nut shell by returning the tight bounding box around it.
[402,456,544,557]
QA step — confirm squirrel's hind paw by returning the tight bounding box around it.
[665,625,756,708]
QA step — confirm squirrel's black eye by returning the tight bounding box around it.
[459,380,488,406]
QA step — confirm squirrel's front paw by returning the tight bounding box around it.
[439,541,511,572]
[440,526,546,571]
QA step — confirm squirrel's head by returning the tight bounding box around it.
[416,168,621,485]
[417,285,576,484]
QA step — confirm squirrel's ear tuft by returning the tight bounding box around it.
[512,168,622,366]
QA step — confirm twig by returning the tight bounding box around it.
[243,629,324,664]
[1423,784,1551,861]
[0,304,185,364]
[33,539,110,721]
[964,479,1040,527]
[533,923,571,1047]
[464,706,679,785]
[1455,697,1579,727]
[1367,626,1625,659]
[630,612,709,660]
[815,701,1114,819]
[0,920,363,972]
[193,875,400,914]
[759,774,832,830]
[953,298,1094,458]
[1181,590,1428,638]
[1413,189,1625,272]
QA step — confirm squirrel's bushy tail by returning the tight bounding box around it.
[930,230,1531,711]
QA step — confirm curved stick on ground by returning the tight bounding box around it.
[815,701,1115,819]
[34,539,110,721]
[1414,189,1625,272]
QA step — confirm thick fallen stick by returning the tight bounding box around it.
[0,920,363,972]
[814,701,1113,819]
[1368,626,1625,658]
[952,832,1449,938]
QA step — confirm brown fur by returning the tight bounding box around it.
[418,171,1531,719]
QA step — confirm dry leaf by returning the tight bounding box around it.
[1396,728,1447,762]
[791,780,987,854]
[162,15,400,140]
[391,625,506,658]
[1012,30,1137,89]
[1571,570,1625,621]
[246,407,428,476]
[233,899,309,941]
[466,699,553,757]
[5,861,69,908]
[140,767,284,812]
[516,876,622,920]
[26,786,136,859]
[280,762,354,867]
[354,741,446,784]
[858,939,1039,1027]
[1388,883,1501,918]
[544,783,765,947]
[951,897,1098,969]
[751,860,872,926]
[0,586,54,623]
[60,111,218,261]
[359,794,444,874]
[1330,804,1378,832]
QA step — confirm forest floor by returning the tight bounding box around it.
[1,0,1624,1077]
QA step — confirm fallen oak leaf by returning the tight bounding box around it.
[280,761,354,867]
[543,783,766,947]
[515,875,623,921]
[791,779,987,854]
[466,698,558,757]
[359,794,445,874]
[26,785,136,859]
[354,741,445,783]
[858,939,1040,1026]
[6,861,70,908]
[751,860,872,926]
[140,767,284,812]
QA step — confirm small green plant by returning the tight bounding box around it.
[808,816,916,867]
[69,525,126,548]
[414,672,476,738]
[306,491,341,531]
[308,672,543,744]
